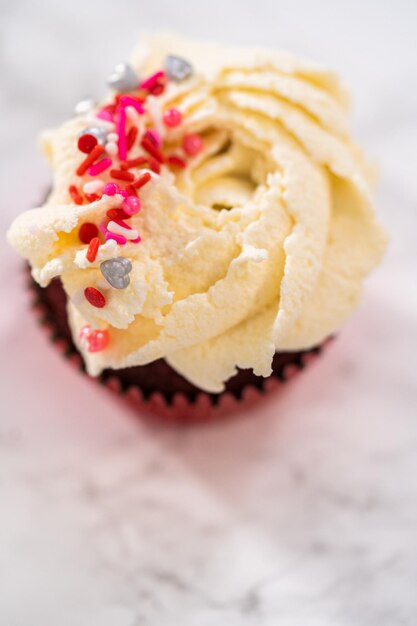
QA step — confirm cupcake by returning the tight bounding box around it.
[8,34,387,420]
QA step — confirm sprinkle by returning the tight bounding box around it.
[105,231,127,245]
[105,141,118,156]
[148,157,161,174]
[88,157,112,176]
[84,286,106,308]
[76,144,105,176]
[78,223,99,244]
[86,236,101,262]
[75,98,95,115]
[119,96,145,114]
[141,136,165,163]
[147,96,164,137]
[86,127,109,143]
[120,156,148,170]
[85,193,101,202]
[79,325,109,352]
[140,70,165,91]
[163,108,182,128]
[100,257,132,289]
[122,195,141,216]
[78,133,98,154]
[132,172,152,189]
[107,132,118,142]
[126,125,138,150]
[106,208,130,220]
[107,219,140,241]
[149,81,165,96]
[164,55,193,82]
[119,189,129,198]
[68,184,84,205]
[125,184,137,196]
[117,106,127,161]
[83,180,104,194]
[167,155,186,169]
[110,169,135,182]
[103,182,119,196]
[144,128,162,148]
[107,62,139,92]
[182,133,204,156]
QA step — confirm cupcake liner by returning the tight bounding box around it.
[25,266,330,423]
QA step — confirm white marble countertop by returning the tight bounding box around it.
[1,1,416,624]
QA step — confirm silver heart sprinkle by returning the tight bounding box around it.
[100,257,132,290]
[107,62,139,92]
[164,55,193,82]
[79,126,108,145]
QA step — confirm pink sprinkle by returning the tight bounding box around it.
[97,109,114,122]
[119,189,129,198]
[99,221,108,235]
[131,235,142,243]
[117,106,127,161]
[163,108,182,128]
[103,182,119,196]
[105,231,127,245]
[122,195,141,216]
[119,96,145,114]
[88,157,112,176]
[182,133,204,156]
[140,71,165,90]
[144,129,162,148]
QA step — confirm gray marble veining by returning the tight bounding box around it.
[1,1,416,624]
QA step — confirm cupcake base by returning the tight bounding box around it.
[27,268,328,422]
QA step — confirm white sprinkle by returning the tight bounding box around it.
[146,96,165,138]
[106,141,118,156]
[107,220,139,240]
[83,180,104,194]
[107,132,118,142]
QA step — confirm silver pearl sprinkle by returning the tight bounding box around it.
[164,55,193,82]
[106,62,139,92]
[79,127,108,145]
[100,257,132,290]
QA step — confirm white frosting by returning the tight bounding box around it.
[7,34,387,392]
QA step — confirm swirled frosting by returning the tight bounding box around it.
[8,34,387,392]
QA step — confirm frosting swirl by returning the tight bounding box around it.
[8,34,387,392]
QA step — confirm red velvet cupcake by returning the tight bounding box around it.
[8,35,386,422]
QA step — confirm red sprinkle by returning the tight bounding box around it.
[84,286,106,308]
[76,144,105,176]
[77,133,98,154]
[167,155,186,169]
[148,157,161,174]
[84,193,101,202]
[120,156,148,170]
[132,172,152,189]
[126,126,138,150]
[86,237,100,263]
[78,222,99,244]
[125,184,138,196]
[110,169,135,182]
[68,184,83,205]
[106,208,130,220]
[141,136,165,163]
[149,81,165,96]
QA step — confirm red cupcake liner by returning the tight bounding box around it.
[25,267,330,423]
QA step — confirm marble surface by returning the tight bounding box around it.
[1,1,417,624]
